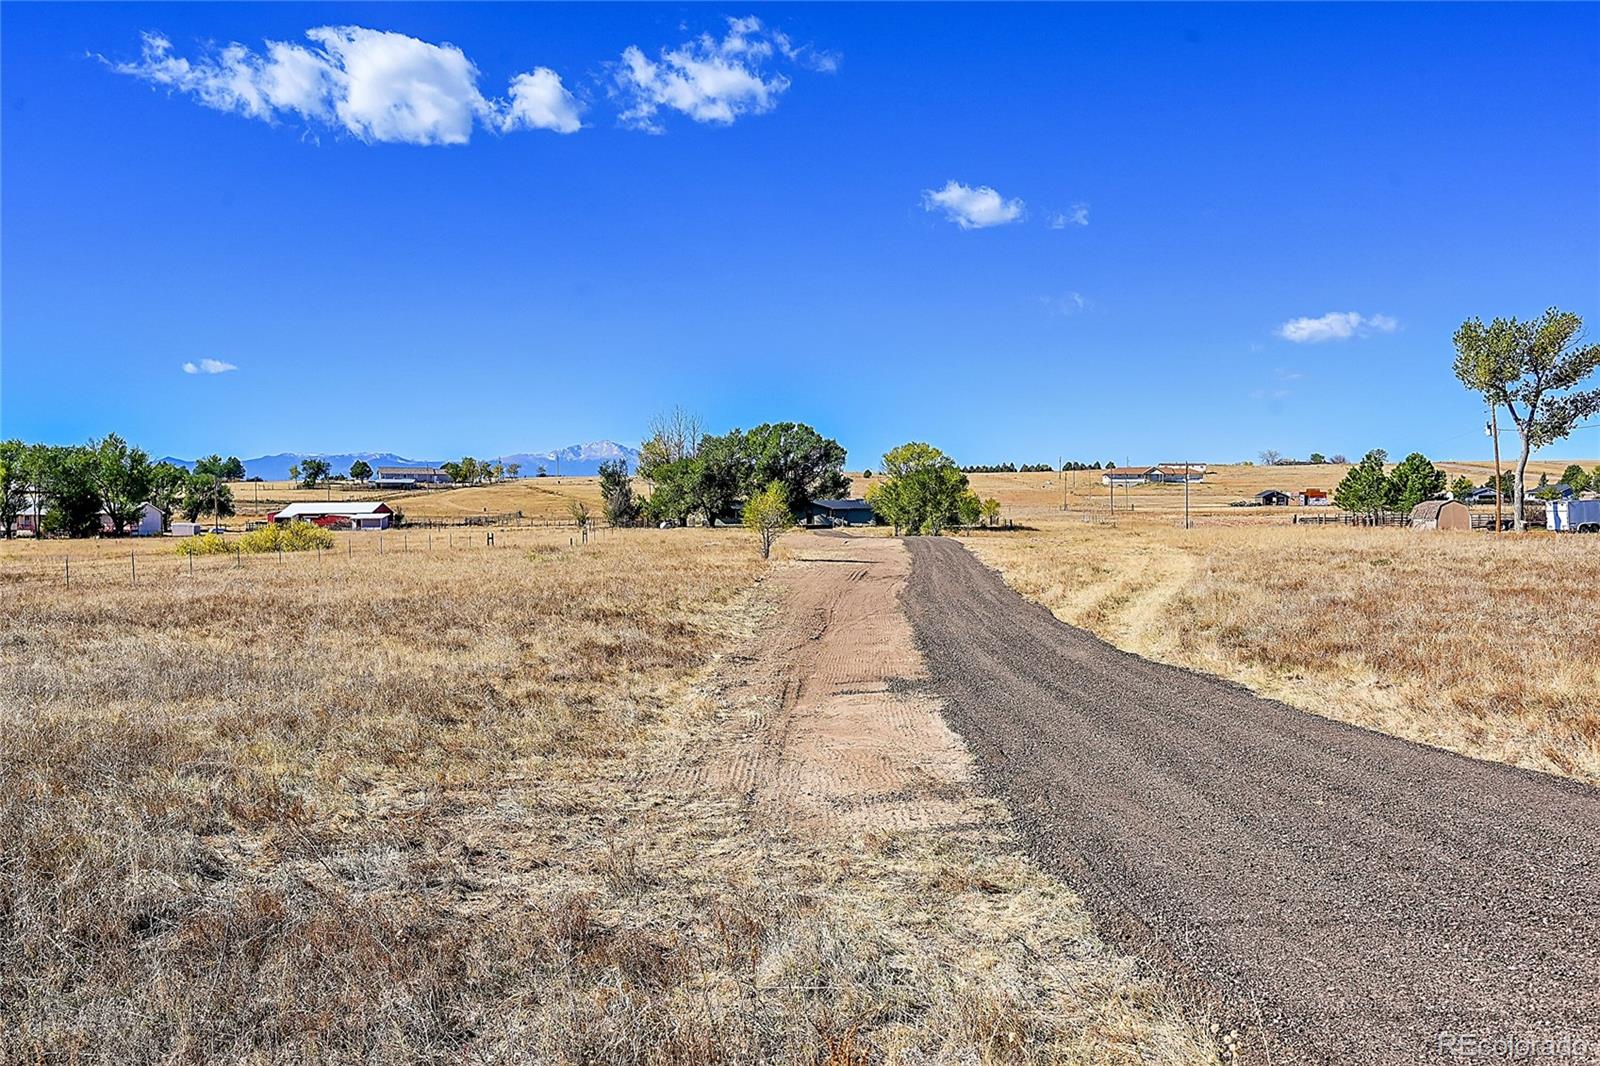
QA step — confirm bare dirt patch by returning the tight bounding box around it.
[659,532,1218,1064]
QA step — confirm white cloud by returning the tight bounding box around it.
[1050,203,1090,228]
[503,68,583,134]
[612,17,830,131]
[922,181,1025,230]
[1276,311,1400,343]
[1040,291,1087,316]
[183,359,238,374]
[110,27,581,145]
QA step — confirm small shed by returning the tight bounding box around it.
[1255,489,1291,507]
[1410,499,1470,531]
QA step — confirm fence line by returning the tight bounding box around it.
[0,523,644,591]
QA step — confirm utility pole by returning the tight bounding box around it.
[1183,462,1192,530]
[1488,408,1503,534]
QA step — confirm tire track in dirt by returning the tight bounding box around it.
[902,535,1600,1066]
[671,535,975,833]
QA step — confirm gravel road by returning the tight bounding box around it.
[902,536,1600,1065]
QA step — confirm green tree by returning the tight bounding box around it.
[221,456,246,480]
[979,497,1002,527]
[506,462,521,478]
[148,463,190,531]
[1333,449,1390,520]
[957,490,982,527]
[1454,309,1600,530]
[568,499,591,539]
[693,430,750,525]
[0,439,27,538]
[866,442,973,535]
[35,445,102,537]
[89,434,154,534]
[741,481,794,559]
[299,458,330,488]
[1557,463,1586,492]
[182,472,235,523]
[349,459,373,481]
[599,459,639,525]
[740,422,849,516]
[1385,452,1446,513]
[288,463,300,483]
[1449,475,1476,502]
[642,471,694,526]
[1309,452,1326,465]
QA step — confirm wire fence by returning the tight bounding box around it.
[0,523,639,591]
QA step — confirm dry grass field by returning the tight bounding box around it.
[222,476,606,522]
[959,458,1596,524]
[1,528,1215,1065]
[963,520,1600,784]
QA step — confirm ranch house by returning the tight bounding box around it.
[1101,466,1158,486]
[269,502,395,530]
[374,466,452,488]
[802,498,876,527]
[1256,490,1292,506]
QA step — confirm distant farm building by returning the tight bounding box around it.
[1102,466,1156,486]
[373,466,452,488]
[1255,490,1291,506]
[1101,465,1205,486]
[1410,499,1471,531]
[1466,487,1502,505]
[270,502,394,530]
[802,498,876,527]
[14,501,163,536]
[1298,489,1330,506]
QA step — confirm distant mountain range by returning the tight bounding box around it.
[157,442,641,480]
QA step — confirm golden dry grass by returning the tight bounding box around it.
[1,528,1216,1065]
[963,520,1600,784]
[222,476,605,521]
[960,458,1597,525]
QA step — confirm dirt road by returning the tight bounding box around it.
[902,536,1600,1065]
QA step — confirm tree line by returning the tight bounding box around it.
[633,410,852,527]
[0,437,244,537]
[1331,451,1449,519]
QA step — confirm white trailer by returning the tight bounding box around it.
[1546,499,1600,532]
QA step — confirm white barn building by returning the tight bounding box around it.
[270,502,395,530]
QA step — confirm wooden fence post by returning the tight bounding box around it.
[131,549,137,587]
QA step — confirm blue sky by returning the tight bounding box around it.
[3,3,1597,466]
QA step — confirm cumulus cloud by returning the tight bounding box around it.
[1050,203,1090,228]
[183,359,238,374]
[922,181,1025,230]
[109,27,581,145]
[1276,311,1400,343]
[612,16,833,131]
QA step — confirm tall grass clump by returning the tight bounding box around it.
[238,520,335,553]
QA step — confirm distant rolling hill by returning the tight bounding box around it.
[158,442,641,481]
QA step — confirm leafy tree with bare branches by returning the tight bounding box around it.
[1454,309,1600,530]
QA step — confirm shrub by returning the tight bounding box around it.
[239,521,336,554]
[173,533,231,556]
